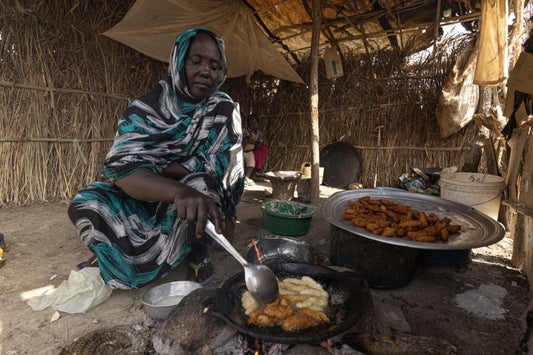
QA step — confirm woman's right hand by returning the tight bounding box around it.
[172,184,221,238]
[115,168,222,238]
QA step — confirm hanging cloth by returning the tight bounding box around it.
[474,0,508,86]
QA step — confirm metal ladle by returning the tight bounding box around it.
[205,220,279,304]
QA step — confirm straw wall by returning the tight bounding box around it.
[225,36,482,188]
[0,0,166,205]
[1,0,483,206]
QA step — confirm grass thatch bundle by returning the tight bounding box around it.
[1,0,166,206]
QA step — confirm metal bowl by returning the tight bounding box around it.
[245,235,316,265]
[141,281,202,320]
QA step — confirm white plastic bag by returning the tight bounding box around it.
[27,268,112,314]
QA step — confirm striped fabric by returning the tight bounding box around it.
[68,28,244,289]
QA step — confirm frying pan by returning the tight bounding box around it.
[202,263,368,344]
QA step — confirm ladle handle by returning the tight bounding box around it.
[205,220,248,266]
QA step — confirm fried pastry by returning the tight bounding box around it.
[243,275,330,332]
[263,304,295,322]
[247,309,275,327]
[281,314,318,331]
[299,307,330,324]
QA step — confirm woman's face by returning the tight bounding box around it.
[249,117,259,130]
[185,33,222,99]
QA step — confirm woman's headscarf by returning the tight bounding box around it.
[168,27,227,114]
[102,27,244,219]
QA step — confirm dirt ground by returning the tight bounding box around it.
[0,181,530,355]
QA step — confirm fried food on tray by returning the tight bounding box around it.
[242,275,330,332]
[342,196,462,243]
[381,226,396,237]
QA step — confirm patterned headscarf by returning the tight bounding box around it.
[168,27,227,113]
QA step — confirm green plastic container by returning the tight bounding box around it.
[260,201,316,236]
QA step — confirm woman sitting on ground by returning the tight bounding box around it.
[68,27,244,289]
[242,114,268,186]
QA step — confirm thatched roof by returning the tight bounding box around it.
[101,0,481,83]
[243,0,480,59]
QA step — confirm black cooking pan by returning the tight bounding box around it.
[203,263,367,344]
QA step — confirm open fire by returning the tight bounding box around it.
[208,329,366,354]
[249,238,263,263]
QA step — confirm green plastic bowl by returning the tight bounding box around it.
[260,201,316,236]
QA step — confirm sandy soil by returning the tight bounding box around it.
[0,182,530,354]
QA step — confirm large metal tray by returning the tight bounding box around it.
[321,189,505,250]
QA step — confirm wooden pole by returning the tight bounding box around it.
[432,0,442,62]
[373,125,384,188]
[310,0,322,204]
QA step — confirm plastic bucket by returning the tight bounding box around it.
[438,172,505,221]
[261,201,316,236]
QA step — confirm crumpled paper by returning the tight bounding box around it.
[27,268,112,313]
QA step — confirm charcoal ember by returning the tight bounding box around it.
[285,343,332,354]
[355,333,457,354]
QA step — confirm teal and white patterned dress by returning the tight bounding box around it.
[68,28,244,289]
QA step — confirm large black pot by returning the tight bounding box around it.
[203,263,368,344]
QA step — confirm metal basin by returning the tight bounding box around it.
[141,281,202,320]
